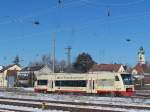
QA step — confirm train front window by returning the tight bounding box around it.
[121,74,133,85]
[37,80,48,85]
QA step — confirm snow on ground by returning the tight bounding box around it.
[0,91,149,105]
[0,91,150,111]
[21,87,34,91]
[0,104,68,112]
[0,92,150,104]
[0,97,149,112]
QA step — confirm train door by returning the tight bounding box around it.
[89,78,96,93]
[48,79,53,92]
[114,75,122,92]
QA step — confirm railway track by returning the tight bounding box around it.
[1,88,150,111]
[0,98,123,112]
[0,108,31,112]
[0,96,149,112]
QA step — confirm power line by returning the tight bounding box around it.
[51,36,56,73]
[80,0,145,7]
[0,0,82,25]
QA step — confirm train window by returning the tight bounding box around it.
[37,80,48,85]
[121,74,133,85]
[55,80,87,87]
[115,76,120,81]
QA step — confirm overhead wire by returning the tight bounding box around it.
[80,0,145,7]
[0,0,149,42]
[74,9,150,31]
[0,0,148,65]
[0,0,81,25]
[0,0,84,43]
[2,9,150,43]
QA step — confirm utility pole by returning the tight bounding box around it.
[51,37,55,73]
[65,46,72,72]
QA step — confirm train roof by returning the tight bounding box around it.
[36,72,131,80]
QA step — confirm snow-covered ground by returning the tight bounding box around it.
[0,91,149,105]
[0,104,67,112]
[0,103,148,112]
[21,87,34,91]
[0,91,150,112]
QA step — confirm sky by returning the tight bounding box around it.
[0,0,150,67]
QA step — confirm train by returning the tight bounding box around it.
[34,72,134,96]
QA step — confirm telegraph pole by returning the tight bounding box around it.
[65,46,72,72]
[51,37,55,73]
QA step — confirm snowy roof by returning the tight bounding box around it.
[0,64,20,73]
[21,65,49,72]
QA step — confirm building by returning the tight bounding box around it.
[132,63,150,74]
[0,64,21,88]
[0,72,7,88]
[0,65,4,71]
[132,47,147,75]
[89,64,126,73]
[138,46,145,65]
[17,65,52,87]
[132,63,144,75]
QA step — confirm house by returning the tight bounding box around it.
[132,63,150,75]
[89,64,126,73]
[0,65,4,71]
[0,64,21,88]
[132,63,143,75]
[132,47,148,75]
[0,72,7,88]
[17,65,52,87]
[132,63,150,87]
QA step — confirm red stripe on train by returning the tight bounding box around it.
[55,90,86,93]
[34,88,47,92]
[97,90,135,96]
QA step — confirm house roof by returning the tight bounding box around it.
[89,64,122,72]
[134,63,150,74]
[0,64,20,73]
[134,63,143,74]
[21,65,45,72]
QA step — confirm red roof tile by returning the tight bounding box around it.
[134,63,143,74]
[89,64,122,72]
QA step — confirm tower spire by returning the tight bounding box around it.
[138,46,145,65]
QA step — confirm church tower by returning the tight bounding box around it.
[138,46,145,65]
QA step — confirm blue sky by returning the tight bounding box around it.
[0,0,150,67]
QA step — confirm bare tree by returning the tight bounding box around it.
[28,54,67,73]
[13,55,20,66]
[59,60,67,72]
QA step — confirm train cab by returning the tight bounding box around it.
[114,73,134,96]
[34,75,50,93]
